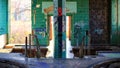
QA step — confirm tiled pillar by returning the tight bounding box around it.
[53,0,66,58]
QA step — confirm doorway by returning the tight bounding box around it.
[47,16,73,58]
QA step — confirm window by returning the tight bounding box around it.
[9,0,31,44]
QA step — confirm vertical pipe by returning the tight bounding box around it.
[33,10,36,25]
[116,0,119,44]
[53,0,58,58]
[62,0,66,58]
[79,36,84,58]
[25,37,28,57]
[29,34,31,57]
[58,0,62,58]
[35,35,40,58]
[108,0,111,43]
[87,31,91,55]
[58,12,62,58]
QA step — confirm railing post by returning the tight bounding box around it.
[29,34,32,57]
[79,37,85,58]
[25,37,28,57]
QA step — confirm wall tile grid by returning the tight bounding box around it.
[69,0,89,46]
[32,0,51,46]
[0,0,8,35]
[111,0,120,44]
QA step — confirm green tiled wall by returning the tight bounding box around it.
[0,0,8,35]
[32,0,51,46]
[111,0,120,44]
[32,0,119,46]
[68,0,89,46]
[32,0,89,46]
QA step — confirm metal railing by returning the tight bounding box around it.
[78,33,91,58]
[25,34,41,58]
[78,36,85,58]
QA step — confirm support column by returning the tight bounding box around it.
[53,0,66,58]
[53,0,60,58]
[62,0,66,58]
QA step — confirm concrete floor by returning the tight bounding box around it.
[0,53,120,68]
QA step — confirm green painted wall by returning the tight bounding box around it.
[69,0,89,46]
[32,0,51,46]
[32,0,89,46]
[111,0,120,45]
[32,0,119,46]
[0,0,8,35]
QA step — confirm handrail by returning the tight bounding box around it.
[25,37,28,57]
[87,34,91,55]
[29,34,41,58]
[34,35,41,58]
[79,36,85,58]
[25,34,41,58]
[78,34,91,58]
